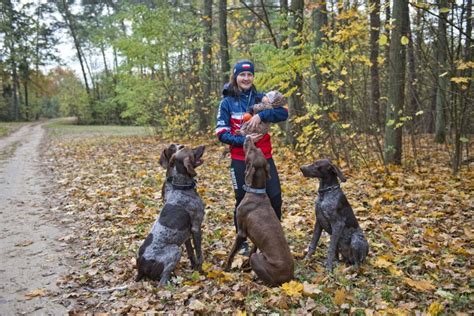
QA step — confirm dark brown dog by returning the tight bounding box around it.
[300,159,369,271]
[225,137,293,286]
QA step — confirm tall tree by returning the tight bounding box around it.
[369,0,381,129]
[57,0,91,96]
[310,0,328,106]
[434,0,449,143]
[285,0,306,145]
[218,0,230,86]
[200,0,213,132]
[383,0,408,164]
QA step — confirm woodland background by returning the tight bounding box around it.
[0,0,472,314]
[0,0,472,171]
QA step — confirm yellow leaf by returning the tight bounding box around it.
[439,7,450,13]
[428,301,444,315]
[328,112,339,122]
[405,277,436,292]
[401,36,409,45]
[320,67,330,74]
[281,280,304,297]
[333,288,346,305]
[136,170,147,177]
[236,310,246,316]
[373,256,393,268]
[450,77,470,84]
[379,34,388,45]
[388,265,403,276]
[202,262,212,272]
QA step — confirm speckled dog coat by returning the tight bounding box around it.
[136,146,205,285]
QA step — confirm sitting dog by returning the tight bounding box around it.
[300,159,368,271]
[158,143,184,201]
[239,90,286,136]
[136,145,205,285]
[225,136,293,286]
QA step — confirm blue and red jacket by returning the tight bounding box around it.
[215,86,289,160]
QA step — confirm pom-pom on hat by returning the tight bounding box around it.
[233,61,254,79]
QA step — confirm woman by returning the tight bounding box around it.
[215,60,288,253]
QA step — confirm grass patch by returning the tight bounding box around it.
[45,118,153,139]
[0,122,27,137]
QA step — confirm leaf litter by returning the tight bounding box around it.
[44,133,472,314]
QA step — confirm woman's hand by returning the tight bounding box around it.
[247,114,261,130]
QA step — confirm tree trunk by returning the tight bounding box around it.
[285,0,306,146]
[200,0,213,132]
[369,0,381,129]
[218,0,230,86]
[279,0,288,49]
[59,0,91,96]
[383,0,408,164]
[453,0,472,173]
[434,0,449,143]
[310,0,328,106]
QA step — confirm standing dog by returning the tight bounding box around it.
[300,159,368,271]
[136,145,205,285]
[225,137,293,286]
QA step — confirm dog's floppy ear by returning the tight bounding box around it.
[169,155,176,168]
[159,148,172,169]
[245,164,255,186]
[329,162,347,182]
[183,156,197,177]
[193,145,205,167]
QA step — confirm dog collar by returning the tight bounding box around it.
[243,184,266,194]
[167,176,196,190]
[318,184,340,193]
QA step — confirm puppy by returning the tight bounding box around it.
[239,90,286,136]
[136,145,205,285]
[300,159,368,271]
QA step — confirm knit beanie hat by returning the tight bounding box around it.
[233,61,254,79]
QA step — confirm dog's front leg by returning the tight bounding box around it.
[192,229,203,272]
[326,222,344,271]
[306,221,323,259]
[184,238,197,269]
[224,234,246,271]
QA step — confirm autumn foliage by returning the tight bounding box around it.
[45,127,472,314]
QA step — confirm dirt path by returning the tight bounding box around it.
[0,123,69,315]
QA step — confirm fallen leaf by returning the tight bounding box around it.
[188,299,207,312]
[333,288,346,305]
[427,301,444,315]
[405,277,436,292]
[303,282,322,297]
[25,288,47,299]
[281,280,304,297]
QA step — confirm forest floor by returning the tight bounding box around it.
[0,120,472,314]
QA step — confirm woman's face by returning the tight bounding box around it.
[236,71,254,91]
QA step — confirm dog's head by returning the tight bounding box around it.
[300,159,346,182]
[159,143,184,172]
[244,137,270,187]
[169,145,205,178]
